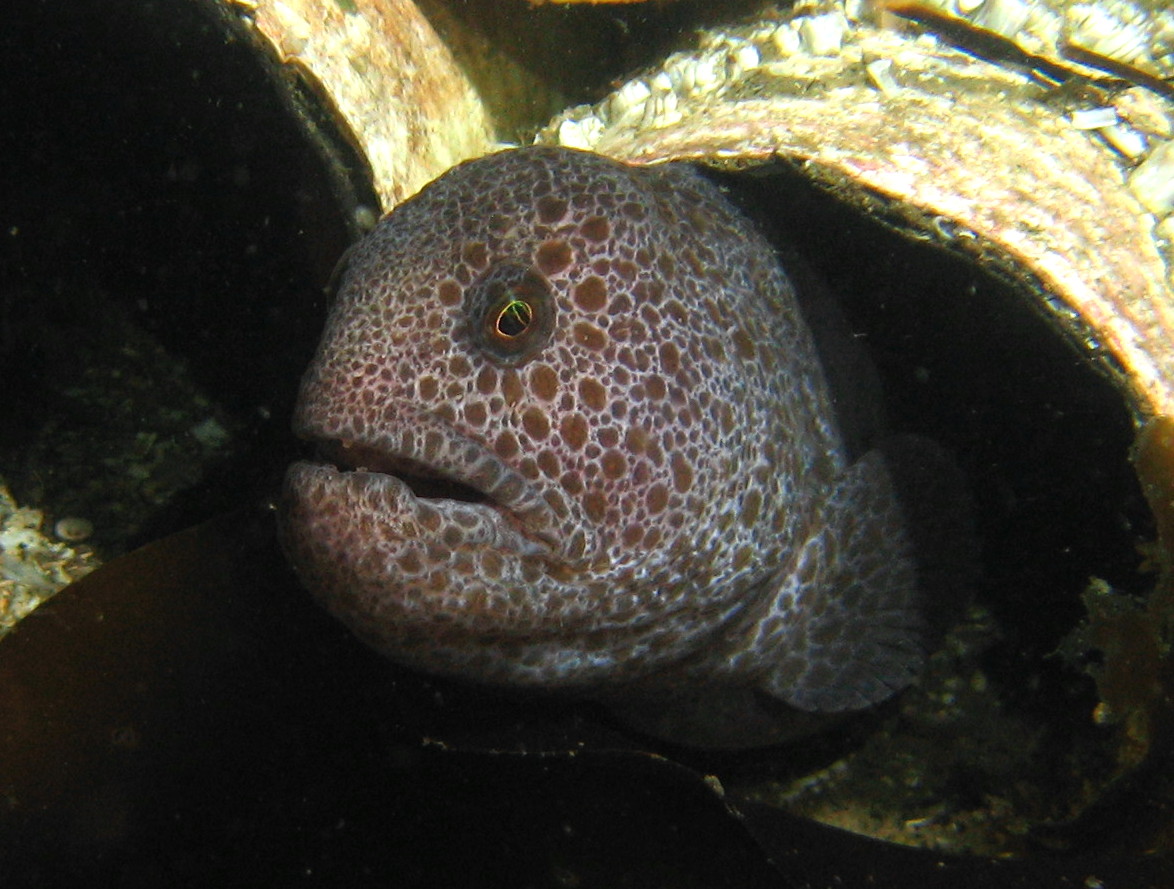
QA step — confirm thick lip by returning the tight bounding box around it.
[295,411,565,556]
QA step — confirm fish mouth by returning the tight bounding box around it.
[291,412,568,558]
[319,441,490,504]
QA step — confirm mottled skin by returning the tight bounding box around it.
[280,147,967,747]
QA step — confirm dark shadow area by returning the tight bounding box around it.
[0,0,368,544]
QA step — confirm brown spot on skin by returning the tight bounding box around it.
[573,276,608,312]
[495,430,519,460]
[416,504,442,532]
[625,427,648,454]
[543,488,571,518]
[622,201,647,221]
[645,375,667,401]
[461,242,489,269]
[560,414,589,450]
[497,475,524,502]
[583,491,608,522]
[622,524,645,548]
[733,328,756,361]
[578,378,607,411]
[419,376,439,400]
[741,489,762,528]
[617,348,641,372]
[397,552,422,574]
[438,280,462,307]
[480,550,503,579]
[522,407,551,440]
[661,299,686,325]
[646,483,669,514]
[692,205,719,237]
[529,364,559,401]
[464,402,487,426]
[671,453,694,494]
[573,321,608,351]
[580,215,610,242]
[423,430,445,459]
[682,250,705,276]
[502,369,524,404]
[487,213,510,235]
[602,450,626,479]
[611,317,646,344]
[704,336,726,362]
[559,471,584,495]
[536,194,567,224]
[717,403,735,436]
[597,427,620,448]
[733,546,755,572]
[659,342,681,375]
[476,366,498,395]
[536,240,572,276]
[703,298,726,328]
[448,354,472,376]
[537,449,560,477]
[608,293,633,315]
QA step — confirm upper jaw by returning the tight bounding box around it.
[294,410,574,558]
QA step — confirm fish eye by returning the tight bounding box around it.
[493,297,533,339]
[467,261,555,366]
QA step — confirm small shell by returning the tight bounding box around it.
[53,517,94,543]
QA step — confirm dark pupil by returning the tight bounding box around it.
[495,298,533,338]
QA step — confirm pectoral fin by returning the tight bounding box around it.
[758,437,975,712]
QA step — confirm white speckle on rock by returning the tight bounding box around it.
[866,58,901,95]
[1100,121,1148,159]
[1128,139,1174,216]
[1070,107,1119,130]
[799,13,848,57]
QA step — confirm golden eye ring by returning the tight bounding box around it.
[493,297,534,340]
[466,261,556,366]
